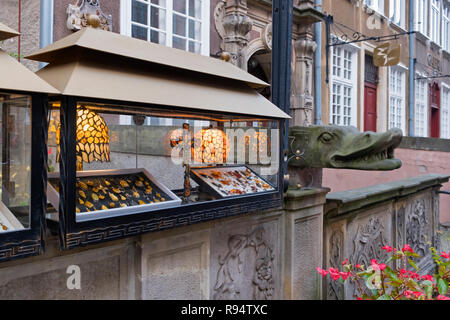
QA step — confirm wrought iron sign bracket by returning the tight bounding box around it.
[324,14,416,83]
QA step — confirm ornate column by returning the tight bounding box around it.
[290,26,317,127]
[221,0,253,70]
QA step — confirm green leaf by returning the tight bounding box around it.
[385,256,393,264]
[408,259,419,271]
[437,279,448,295]
[386,281,402,287]
[422,281,433,299]
[377,294,391,300]
[384,266,400,281]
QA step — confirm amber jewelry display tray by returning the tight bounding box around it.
[190,165,276,199]
[0,201,25,233]
[47,168,181,223]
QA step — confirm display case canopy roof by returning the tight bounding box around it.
[0,24,59,94]
[0,22,20,41]
[27,28,289,119]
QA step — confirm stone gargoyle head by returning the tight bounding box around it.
[288,125,403,170]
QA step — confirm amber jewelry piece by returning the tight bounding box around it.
[193,128,230,164]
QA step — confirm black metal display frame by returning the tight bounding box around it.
[0,91,48,263]
[52,95,285,250]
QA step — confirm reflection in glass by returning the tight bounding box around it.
[0,93,31,233]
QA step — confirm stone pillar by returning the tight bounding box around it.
[283,187,328,299]
[222,0,253,70]
[290,26,317,127]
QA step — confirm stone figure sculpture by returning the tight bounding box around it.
[288,125,403,170]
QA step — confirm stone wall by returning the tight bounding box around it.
[0,188,327,300]
[323,174,449,300]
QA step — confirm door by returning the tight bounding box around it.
[430,82,440,138]
[364,82,377,132]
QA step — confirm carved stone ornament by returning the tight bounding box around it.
[67,0,113,32]
[262,23,272,51]
[406,199,429,258]
[350,217,388,296]
[214,0,227,41]
[328,229,344,300]
[213,227,275,300]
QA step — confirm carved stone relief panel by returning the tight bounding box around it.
[67,0,113,32]
[327,227,345,300]
[210,213,281,300]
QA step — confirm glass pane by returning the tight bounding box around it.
[49,102,280,222]
[132,0,148,25]
[188,19,201,41]
[150,6,166,30]
[188,41,201,54]
[150,30,166,45]
[173,14,186,36]
[0,93,31,233]
[174,0,187,14]
[189,0,202,19]
[132,24,148,40]
[173,36,186,50]
[151,0,166,7]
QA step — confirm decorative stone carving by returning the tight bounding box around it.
[290,37,317,127]
[262,23,272,51]
[406,199,429,258]
[215,0,253,69]
[350,218,388,296]
[213,227,275,300]
[328,229,344,300]
[67,0,113,32]
[288,125,403,170]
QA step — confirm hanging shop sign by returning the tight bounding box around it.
[26,27,290,250]
[0,23,59,263]
[373,42,401,67]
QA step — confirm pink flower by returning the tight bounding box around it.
[317,267,328,277]
[356,297,363,300]
[437,295,450,300]
[340,272,351,280]
[382,245,394,253]
[328,268,341,281]
[440,252,450,259]
[412,291,423,298]
[371,259,386,272]
[342,259,349,265]
[48,148,53,155]
[402,244,414,253]
[356,264,363,269]
[403,290,414,298]
[421,274,434,282]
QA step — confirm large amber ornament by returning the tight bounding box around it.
[193,128,229,164]
[56,106,110,170]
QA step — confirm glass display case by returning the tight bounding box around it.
[0,23,58,262]
[26,27,289,249]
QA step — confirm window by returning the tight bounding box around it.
[443,4,450,51]
[389,67,406,133]
[390,0,406,28]
[330,45,357,126]
[415,78,428,137]
[442,85,450,138]
[431,0,441,43]
[0,93,32,232]
[121,0,210,56]
[415,0,428,35]
[364,0,384,14]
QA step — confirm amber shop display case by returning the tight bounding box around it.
[26,27,289,250]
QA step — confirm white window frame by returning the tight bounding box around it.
[364,0,385,14]
[414,74,428,137]
[388,66,407,134]
[120,0,210,56]
[431,0,441,44]
[329,40,358,127]
[443,3,450,51]
[390,0,406,29]
[415,0,429,36]
[441,83,450,138]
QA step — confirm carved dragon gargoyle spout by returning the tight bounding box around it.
[288,125,403,170]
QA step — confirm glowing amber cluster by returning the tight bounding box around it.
[245,131,268,153]
[193,128,230,164]
[76,107,110,164]
[56,106,110,168]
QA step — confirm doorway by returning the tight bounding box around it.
[364,54,379,131]
[430,82,440,138]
